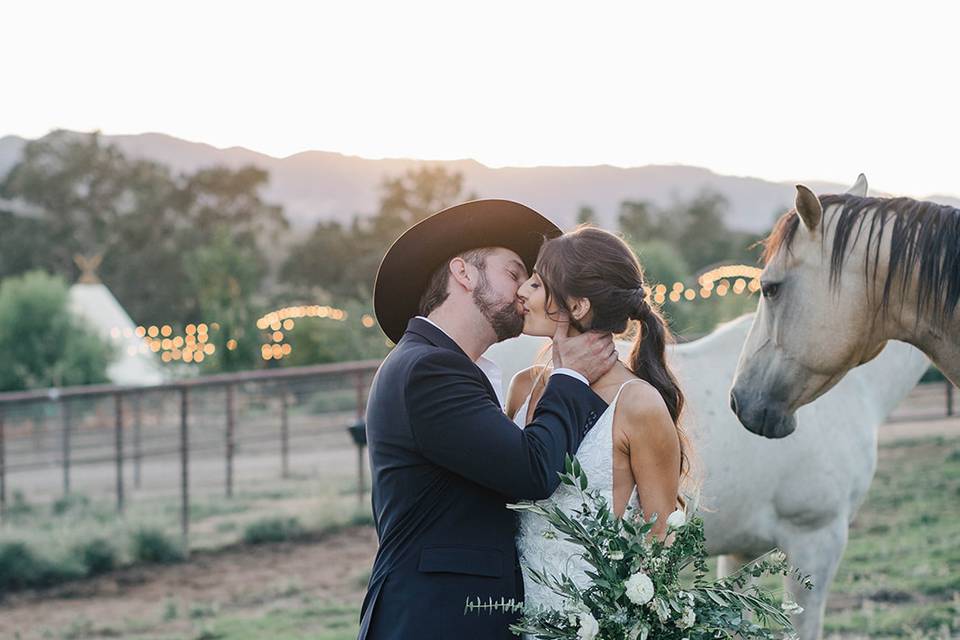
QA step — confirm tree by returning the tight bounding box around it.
[184,228,266,372]
[617,200,658,243]
[1,130,290,327]
[576,205,597,226]
[282,165,474,302]
[630,240,691,289]
[0,271,112,391]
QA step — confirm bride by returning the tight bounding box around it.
[506,226,695,612]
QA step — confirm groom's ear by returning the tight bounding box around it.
[448,256,475,292]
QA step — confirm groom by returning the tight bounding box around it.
[359,199,615,639]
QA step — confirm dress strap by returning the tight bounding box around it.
[609,379,645,409]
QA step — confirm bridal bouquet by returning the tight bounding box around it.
[466,456,812,640]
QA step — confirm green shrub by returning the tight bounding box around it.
[73,537,117,575]
[7,490,33,519]
[242,517,304,545]
[131,528,184,564]
[0,540,84,593]
[0,541,47,592]
[52,493,92,516]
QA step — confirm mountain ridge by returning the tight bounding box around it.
[2,131,957,232]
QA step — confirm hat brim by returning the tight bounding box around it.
[373,199,562,343]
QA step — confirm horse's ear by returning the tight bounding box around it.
[795,184,823,232]
[845,173,868,197]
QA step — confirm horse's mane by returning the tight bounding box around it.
[762,194,960,328]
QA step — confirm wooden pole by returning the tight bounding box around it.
[114,394,124,513]
[225,385,235,497]
[180,388,190,556]
[61,399,71,495]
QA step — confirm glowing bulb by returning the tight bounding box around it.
[281,344,292,355]
[161,325,172,337]
[135,326,146,338]
[273,331,284,342]
[203,343,215,355]
[283,319,294,330]
[226,339,238,351]
[361,315,375,328]
[148,326,159,338]
[684,289,696,301]
[194,352,205,363]
[186,324,196,335]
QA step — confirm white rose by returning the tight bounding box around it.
[666,508,686,529]
[624,571,655,605]
[677,606,696,629]
[577,611,600,640]
[781,599,804,614]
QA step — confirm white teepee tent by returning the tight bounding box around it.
[67,256,165,386]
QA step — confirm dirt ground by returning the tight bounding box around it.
[1,412,957,639]
[0,526,378,639]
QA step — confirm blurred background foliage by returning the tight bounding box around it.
[0,130,772,389]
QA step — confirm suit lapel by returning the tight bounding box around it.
[405,318,500,406]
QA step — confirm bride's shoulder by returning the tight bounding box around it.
[615,380,675,443]
[506,365,548,417]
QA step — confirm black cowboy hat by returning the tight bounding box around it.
[373,198,562,343]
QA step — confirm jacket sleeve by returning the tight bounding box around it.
[405,348,607,501]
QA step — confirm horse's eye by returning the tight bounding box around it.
[761,282,781,299]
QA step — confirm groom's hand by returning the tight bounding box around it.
[552,318,617,384]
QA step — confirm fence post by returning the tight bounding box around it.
[0,408,6,522]
[114,393,125,513]
[280,388,289,479]
[133,393,142,489]
[948,380,955,417]
[355,372,368,419]
[180,387,190,556]
[61,399,72,496]
[347,421,367,508]
[225,384,235,498]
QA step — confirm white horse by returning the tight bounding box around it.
[484,314,930,640]
[730,174,959,438]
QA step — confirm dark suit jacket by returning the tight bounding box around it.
[358,318,607,639]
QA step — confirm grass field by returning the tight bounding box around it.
[1,433,957,639]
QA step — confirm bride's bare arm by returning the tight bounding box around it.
[615,384,681,539]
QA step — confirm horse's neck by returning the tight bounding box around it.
[878,272,960,386]
[856,340,931,419]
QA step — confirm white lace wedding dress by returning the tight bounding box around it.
[513,379,643,614]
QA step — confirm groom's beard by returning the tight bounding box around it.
[473,279,524,342]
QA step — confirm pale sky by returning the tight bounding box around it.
[4,1,959,198]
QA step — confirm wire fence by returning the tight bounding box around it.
[0,361,380,551]
[0,357,954,550]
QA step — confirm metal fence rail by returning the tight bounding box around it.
[0,360,380,552]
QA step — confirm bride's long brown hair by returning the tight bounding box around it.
[535,225,694,505]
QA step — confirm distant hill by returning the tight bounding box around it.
[2,132,956,233]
